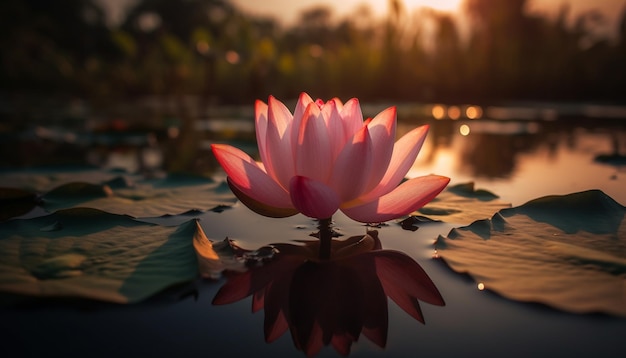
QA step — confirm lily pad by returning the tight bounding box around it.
[0,208,205,303]
[0,167,125,193]
[84,180,237,217]
[0,170,237,218]
[435,190,626,317]
[42,182,114,210]
[418,182,510,224]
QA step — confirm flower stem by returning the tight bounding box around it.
[318,217,332,260]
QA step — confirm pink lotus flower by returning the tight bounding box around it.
[211,93,449,222]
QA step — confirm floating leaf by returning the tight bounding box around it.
[42,182,113,210]
[0,208,202,303]
[0,167,125,193]
[446,182,500,201]
[398,215,441,231]
[86,181,236,217]
[0,169,237,218]
[435,190,626,317]
[104,176,135,189]
[418,182,510,224]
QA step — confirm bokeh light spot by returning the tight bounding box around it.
[448,106,461,120]
[459,124,470,136]
[466,105,483,119]
[225,50,240,64]
[432,105,446,120]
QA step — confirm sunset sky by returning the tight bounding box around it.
[231,0,626,37]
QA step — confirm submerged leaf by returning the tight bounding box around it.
[436,190,626,317]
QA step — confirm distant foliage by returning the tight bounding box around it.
[1,0,625,104]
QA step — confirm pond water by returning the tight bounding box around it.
[410,118,626,206]
[1,103,625,357]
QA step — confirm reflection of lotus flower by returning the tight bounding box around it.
[213,232,445,356]
[211,93,449,222]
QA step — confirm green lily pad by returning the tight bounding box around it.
[435,190,626,317]
[0,208,204,303]
[418,182,511,224]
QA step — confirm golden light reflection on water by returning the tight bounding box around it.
[411,144,457,179]
[448,106,461,120]
[432,105,445,120]
[406,119,626,207]
[431,104,483,120]
[466,106,483,119]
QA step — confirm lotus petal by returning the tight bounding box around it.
[290,176,340,219]
[340,98,364,139]
[291,92,313,155]
[264,97,296,188]
[227,179,298,218]
[359,124,429,203]
[295,104,332,183]
[255,100,270,168]
[322,100,348,160]
[211,144,293,209]
[364,106,397,192]
[342,175,450,223]
[329,125,373,202]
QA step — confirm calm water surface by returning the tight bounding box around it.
[408,118,626,206]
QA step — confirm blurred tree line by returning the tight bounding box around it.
[1,0,625,105]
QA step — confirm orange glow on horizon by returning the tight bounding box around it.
[364,0,463,17]
[398,0,463,12]
[232,0,463,25]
